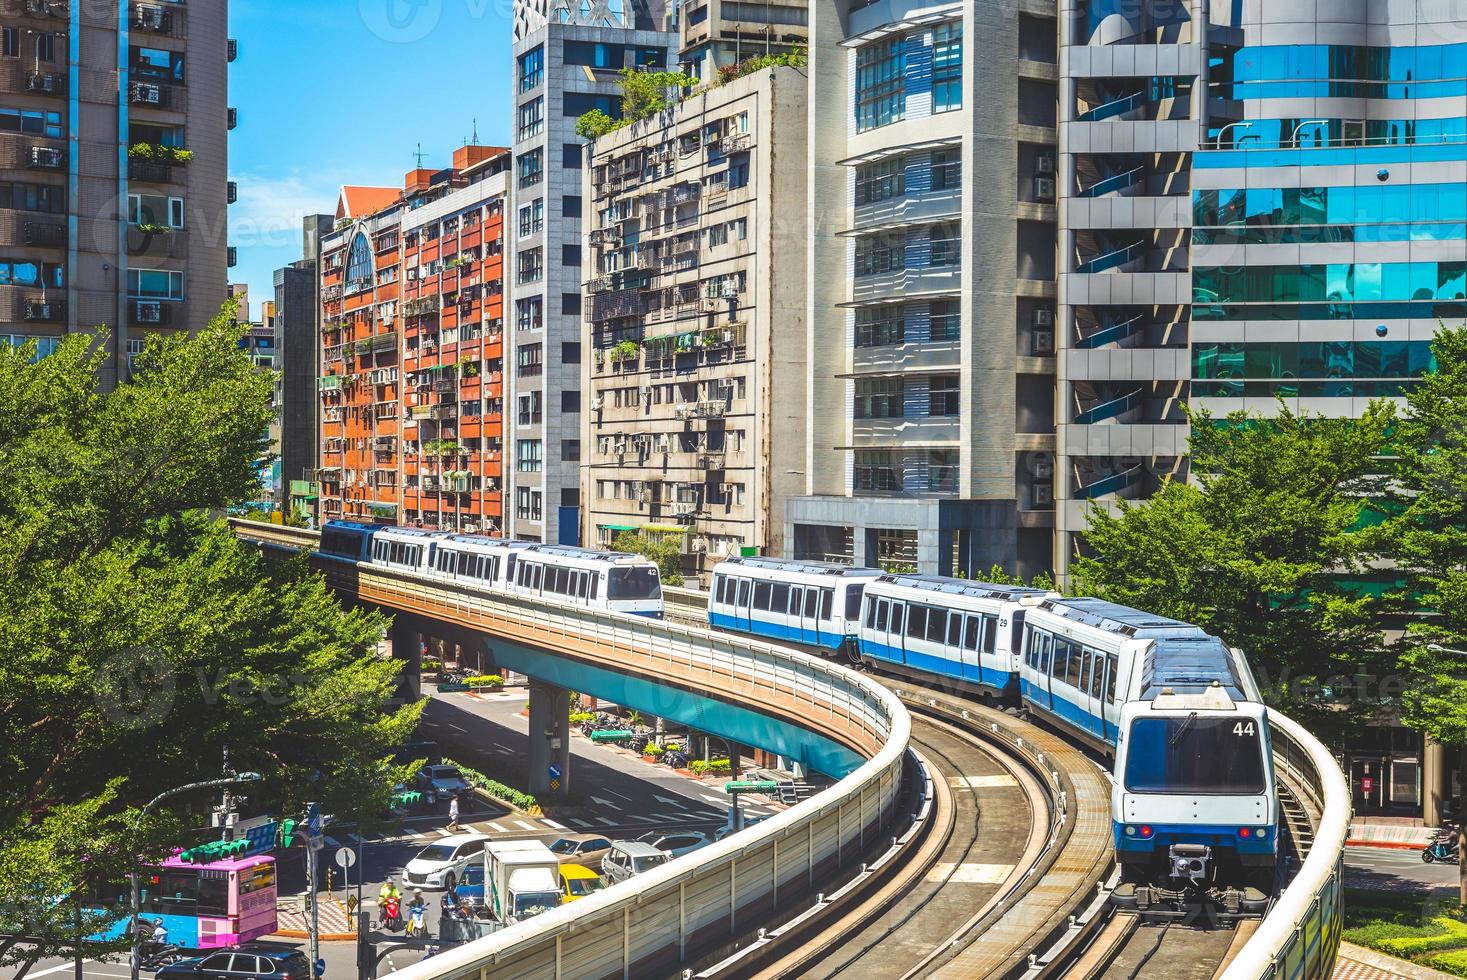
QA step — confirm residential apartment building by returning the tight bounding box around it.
[582,65,808,579]
[509,0,676,544]
[275,214,333,521]
[794,0,1059,578]
[1,0,231,385]
[1054,0,1467,582]
[677,0,809,82]
[316,147,511,532]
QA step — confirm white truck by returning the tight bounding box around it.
[483,839,563,925]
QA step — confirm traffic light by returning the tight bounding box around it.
[278,818,298,849]
[178,839,248,864]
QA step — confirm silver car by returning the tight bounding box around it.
[601,841,670,884]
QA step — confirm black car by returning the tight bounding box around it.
[156,945,310,979]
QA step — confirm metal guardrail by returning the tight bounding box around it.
[1220,709,1348,980]
[229,521,911,980]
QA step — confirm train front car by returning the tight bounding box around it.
[1111,637,1276,920]
[318,519,390,563]
[514,545,665,617]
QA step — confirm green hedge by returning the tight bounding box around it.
[465,674,504,688]
[1344,889,1467,978]
[443,758,539,812]
[690,759,731,775]
[642,743,665,756]
[569,711,595,724]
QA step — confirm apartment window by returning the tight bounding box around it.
[561,293,581,316]
[517,149,543,189]
[932,22,964,113]
[516,296,543,332]
[930,299,961,341]
[517,247,543,284]
[0,107,62,139]
[3,334,60,360]
[929,226,961,267]
[874,528,918,570]
[562,244,581,267]
[131,46,185,84]
[516,486,542,521]
[0,181,64,214]
[854,450,900,492]
[931,149,961,191]
[2,29,17,58]
[562,440,581,462]
[854,235,905,277]
[562,390,581,413]
[564,93,619,118]
[518,97,544,140]
[345,232,372,290]
[708,224,728,247]
[517,391,542,425]
[929,375,960,416]
[562,143,584,169]
[517,199,543,237]
[517,343,543,376]
[928,449,959,492]
[517,440,543,473]
[855,159,904,205]
[563,195,582,218]
[728,156,749,190]
[562,342,582,364]
[0,261,63,288]
[127,193,184,229]
[519,45,544,92]
[128,269,185,300]
[855,378,904,419]
[855,304,904,347]
[856,37,905,132]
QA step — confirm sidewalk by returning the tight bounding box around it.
[1334,941,1459,980]
[1348,816,1436,849]
[273,893,356,942]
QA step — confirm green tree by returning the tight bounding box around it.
[1072,400,1397,729]
[574,68,696,140]
[612,531,684,587]
[0,313,421,970]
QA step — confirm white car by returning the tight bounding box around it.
[402,833,489,890]
[639,831,712,859]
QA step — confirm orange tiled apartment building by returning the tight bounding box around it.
[315,146,510,532]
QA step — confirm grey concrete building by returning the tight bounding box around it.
[0,1,231,385]
[274,214,333,521]
[507,0,677,544]
[791,0,1059,578]
[677,0,809,83]
[581,66,808,582]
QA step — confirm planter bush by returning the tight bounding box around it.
[465,674,504,689]
[569,711,595,724]
[443,758,540,813]
[642,743,665,757]
[690,759,732,775]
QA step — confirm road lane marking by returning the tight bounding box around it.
[570,818,592,827]
[542,819,566,829]
[487,822,507,833]
[514,820,538,831]
[595,817,617,826]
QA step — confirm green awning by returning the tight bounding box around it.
[600,524,637,532]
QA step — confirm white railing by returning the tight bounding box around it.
[1220,708,1349,980]
[230,521,911,980]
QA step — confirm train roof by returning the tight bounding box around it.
[875,574,1051,602]
[439,533,535,549]
[528,544,652,564]
[1139,636,1249,702]
[1036,597,1206,638]
[323,520,389,533]
[374,527,444,541]
[713,556,883,578]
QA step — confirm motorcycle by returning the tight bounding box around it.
[139,943,183,970]
[406,902,428,938]
[1422,831,1459,864]
[382,895,403,931]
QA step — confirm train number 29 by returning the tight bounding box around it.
[1233,722,1256,736]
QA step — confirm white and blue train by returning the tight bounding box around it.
[857,575,1053,701]
[1018,598,1276,900]
[317,521,664,617]
[708,557,882,657]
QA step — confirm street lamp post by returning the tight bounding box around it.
[1427,643,1467,656]
[129,773,261,980]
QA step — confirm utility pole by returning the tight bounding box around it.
[305,802,322,976]
[219,749,234,842]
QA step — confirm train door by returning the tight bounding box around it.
[1032,632,1054,710]
[801,586,821,649]
[736,577,753,631]
[1086,650,1108,739]
[788,585,807,643]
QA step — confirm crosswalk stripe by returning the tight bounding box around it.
[595,817,617,826]
[570,818,593,827]
[513,820,538,831]
[542,819,566,830]
[488,822,507,833]
[436,828,454,837]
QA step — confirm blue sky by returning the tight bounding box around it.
[228,0,513,320]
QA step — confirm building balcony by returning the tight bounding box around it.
[128,81,176,109]
[849,266,962,306]
[0,62,65,97]
[126,225,187,259]
[133,2,186,38]
[0,216,65,249]
[129,299,177,326]
[22,297,64,322]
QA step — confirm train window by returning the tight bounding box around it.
[738,579,751,607]
[889,603,903,634]
[965,617,980,651]
[1105,654,1118,703]
[533,565,544,590]
[982,616,997,654]
[865,600,878,628]
[906,604,926,638]
[754,581,771,611]
[1090,651,1106,698]
[1066,643,1084,687]
[1079,649,1093,694]
[1051,638,1069,679]
[579,573,590,598]
[874,600,888,631]
[713,576,726,604]
[771,583,790,613]
[788,587,803,615]
[822,588,835,621]
[925,608,946,644]
[804,589,818,618]
[844,588,862,622]
[947,613,961,647]
[1038,632,1052,673]
[488,556,499,581]
[590,574,599,599]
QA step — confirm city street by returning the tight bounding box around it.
[1345,844,1463,896]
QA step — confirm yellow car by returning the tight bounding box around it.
[560,863,605,903]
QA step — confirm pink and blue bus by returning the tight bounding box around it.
[91,854,278,950]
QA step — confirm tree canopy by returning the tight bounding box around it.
[1072,399,1398,731]
[0,312,420,968]
[575,68,699,140]
[611,530,685,587]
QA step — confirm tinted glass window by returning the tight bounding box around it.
[738,579,751,606]
[1124,717,1266,794]
[947,614,961,647]
[804,589,817,618]
[965,617,980,651]
[1106,654,1119,703]
[607,567,661,600]
[771,583,789,612]
[1051,637,1069,678]
[926,608,946,643]
[983,616,997,654]
[844,587,862,621]
[905,603,926,638]
[754,581,771,610]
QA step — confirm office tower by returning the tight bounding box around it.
[1054,0,1467,578]
[275,214,332,522]
[582,66,808,581]
[316,148,511,532]
[794,0,1060,577]
[508,0,677,544]
[677,0,810,82]
[0,1,231,384]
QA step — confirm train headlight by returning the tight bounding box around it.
[1257,827,1268,838]
[1124,825,1136,837]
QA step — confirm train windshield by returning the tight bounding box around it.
[607,567,662,600]
[1123,715,1266,795]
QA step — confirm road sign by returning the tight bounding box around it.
[335,846,356,869]
[549,779,561,792]
[548,764,562,781]
[725,780,780,794]
[315,957,325,977]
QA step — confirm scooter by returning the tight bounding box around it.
[406,902,428,938]
[1422,829,1459,864]
[382,895,403,930]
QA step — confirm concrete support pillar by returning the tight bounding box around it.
[528,679,571,802]
[388,617,423,702]
[1426,736,1448,826]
